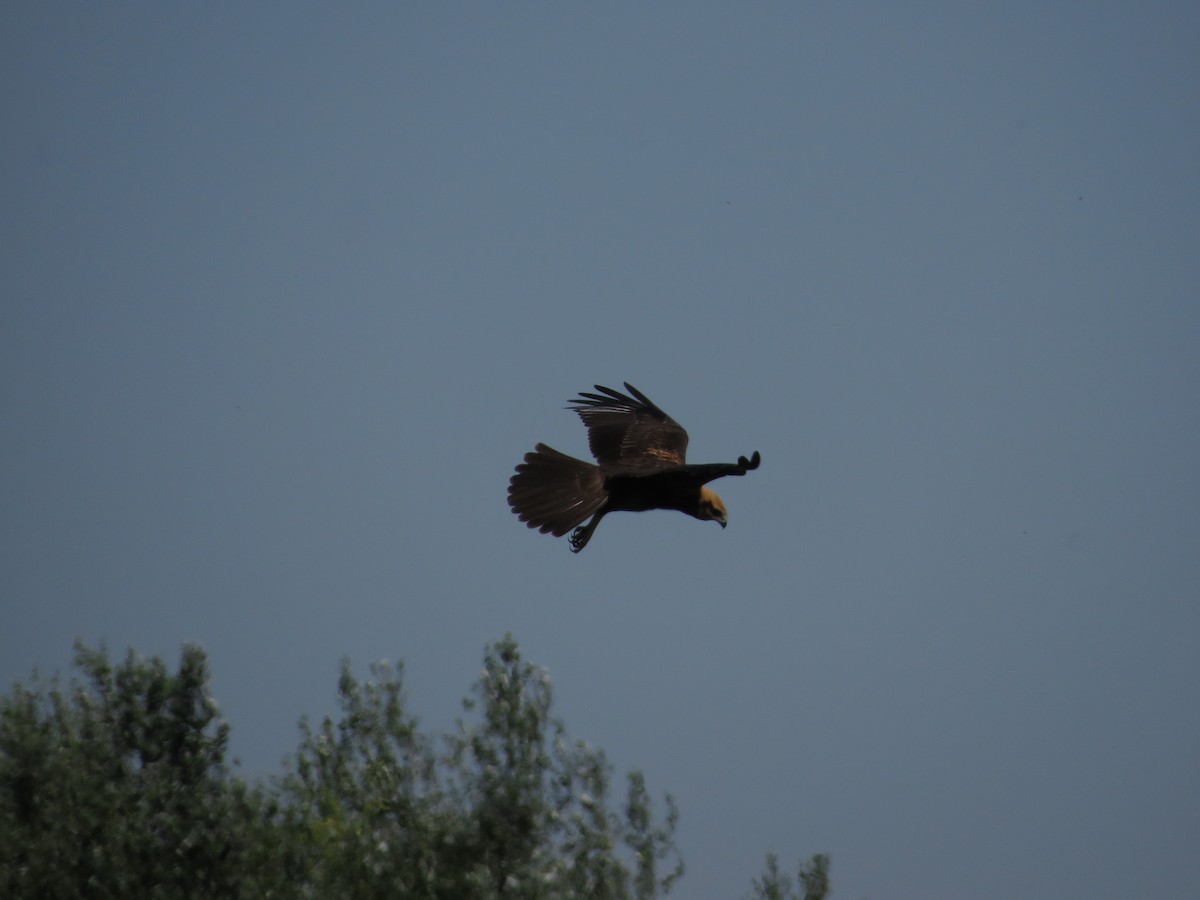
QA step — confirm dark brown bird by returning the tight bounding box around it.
[508,383,761,552]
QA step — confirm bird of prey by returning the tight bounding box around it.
[508,382,761,552]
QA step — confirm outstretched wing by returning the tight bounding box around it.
[568,383,689,470]
[680,451,762,485]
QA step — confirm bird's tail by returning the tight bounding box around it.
[508,443,606,536]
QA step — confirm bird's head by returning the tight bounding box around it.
[696,486,727,528]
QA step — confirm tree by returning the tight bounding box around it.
[2,634,825,898]
[746,851,832,900]
[277,634,684,899]
[0,642,276,899]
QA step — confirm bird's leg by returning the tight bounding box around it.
[569,512,605,553]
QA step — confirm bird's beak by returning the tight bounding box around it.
[717,515,727,529]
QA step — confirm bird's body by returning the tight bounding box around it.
[508,383,760,552]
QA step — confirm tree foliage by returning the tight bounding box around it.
[1,635,825,898]
[746,851,832,900]
[0,642,274,899]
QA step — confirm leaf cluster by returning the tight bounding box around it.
[745,851,832,900]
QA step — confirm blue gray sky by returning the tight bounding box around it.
[3,5,1198,898]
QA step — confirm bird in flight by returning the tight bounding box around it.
[508,383,761,552]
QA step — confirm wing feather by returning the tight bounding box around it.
[567,382,689,470]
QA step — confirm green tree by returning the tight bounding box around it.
[0,642,276,899]
[2,634,827,898]
[747,852,832,900]
[278,634,683,899]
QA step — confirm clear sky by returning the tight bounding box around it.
[3,4,1198,898]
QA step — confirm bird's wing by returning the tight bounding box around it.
[568,383,689,470]
[678,451,762,485]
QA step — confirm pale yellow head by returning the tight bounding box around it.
[697,486,728,528]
